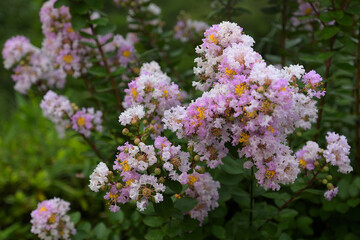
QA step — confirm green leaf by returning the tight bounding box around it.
[54,0,69,8]
[143,216,165,227]
[110,66,126,77]
[74,2,89,15]
[296,216,313,235]
[89,17,109,26]
[330,10,344,20]
[79,31,96,39]
[154,195,173,218]
[316,51,335,61]
[174,197,198,212]
[145,229,164,240]
[85,0,103,9]
[80,41,96,48]
[320,27,340,40]
[165,180,182,194]
[337,14,353,26]
[72,14,88,31]
[280,209,298,219]
[92,222,109,239]
[211,225,226,239]
[88,66,108,77]
[221,156,243,175]
[319,12,333,23]
[96,24,116,36]
[69,212,81,225]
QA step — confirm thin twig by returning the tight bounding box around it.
[314,0,348,141]
[278,162,325,210]
[355,20,360,172]
[258,162,326,230]
[88,17,123,111]
[226,0,232,22]
[281,0,287,67]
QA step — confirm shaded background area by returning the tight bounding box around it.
[2,0,359,239]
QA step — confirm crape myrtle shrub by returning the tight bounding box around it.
[2,0,360,239]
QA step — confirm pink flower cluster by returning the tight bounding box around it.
[30,198,76,240]
[295,132,352,200]
[163,21,326,190]
[290,0,334,31]
[121,61,183,136]
[2,36,66,94]
[174,14,209,42]
[40,0,92,78]
[179,172,220,224]
[40,90,103,138]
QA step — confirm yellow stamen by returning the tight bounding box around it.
[239,132,250,144]
[209,34,218,44]
[77,116,85,127]
[174,194,181,199]
[108,193,119,199]
[40,206,47,212]
[63,54,73,64]
[235,83,247,96]
[265,169,275,179]
[305,7,312,15]
[299,158,307,169]
[188,175,198,186]
[268,126,274,133]
[225,68,237,77]
[131,88,138,98]
[122,50,131,58]
[67,27,74,33]
[120,160,131,172]
[48,214,56,223]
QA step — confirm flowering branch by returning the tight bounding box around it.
[278,162,326,211]
[87,16,123,111]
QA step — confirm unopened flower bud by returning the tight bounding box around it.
[194,155,200,162]
[322,179,328,185]
[158,177,165,183]
[100,185,107,191]
[131,118,138,126]
[124,147,129,153]
[327,183,334,190]
[306,83,312,89]
[134,138,141,145]
[137,154,146,162]
[154,168,161,175]
[296,131,302,137]
[141,135,148,142]
[122,128,130,135]
[257,86,265,93]
[314,161,319,166]
[142,119,148,125]
[326,175,333,181]
[197,167,205,174]
[116,183,123,189]
[187,145,194,152]
[150,120,156,125]
[322,166,329,172]
[107,171,113,176]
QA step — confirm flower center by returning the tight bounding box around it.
[265,169,275,179]
[63,54,73,64]
[235,83,247,96]
[188,175,198,186]
[239,132,249,144]
[122,50,131,58]
[77,116,86,127]
[209,34,218,44]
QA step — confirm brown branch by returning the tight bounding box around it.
[64,112,104,160]
[356,20,360,172]
[226,0,232,22]
[314,0,348,141]
[281,0,287,67]
[278,162,326,210]
[88,18,123,111]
